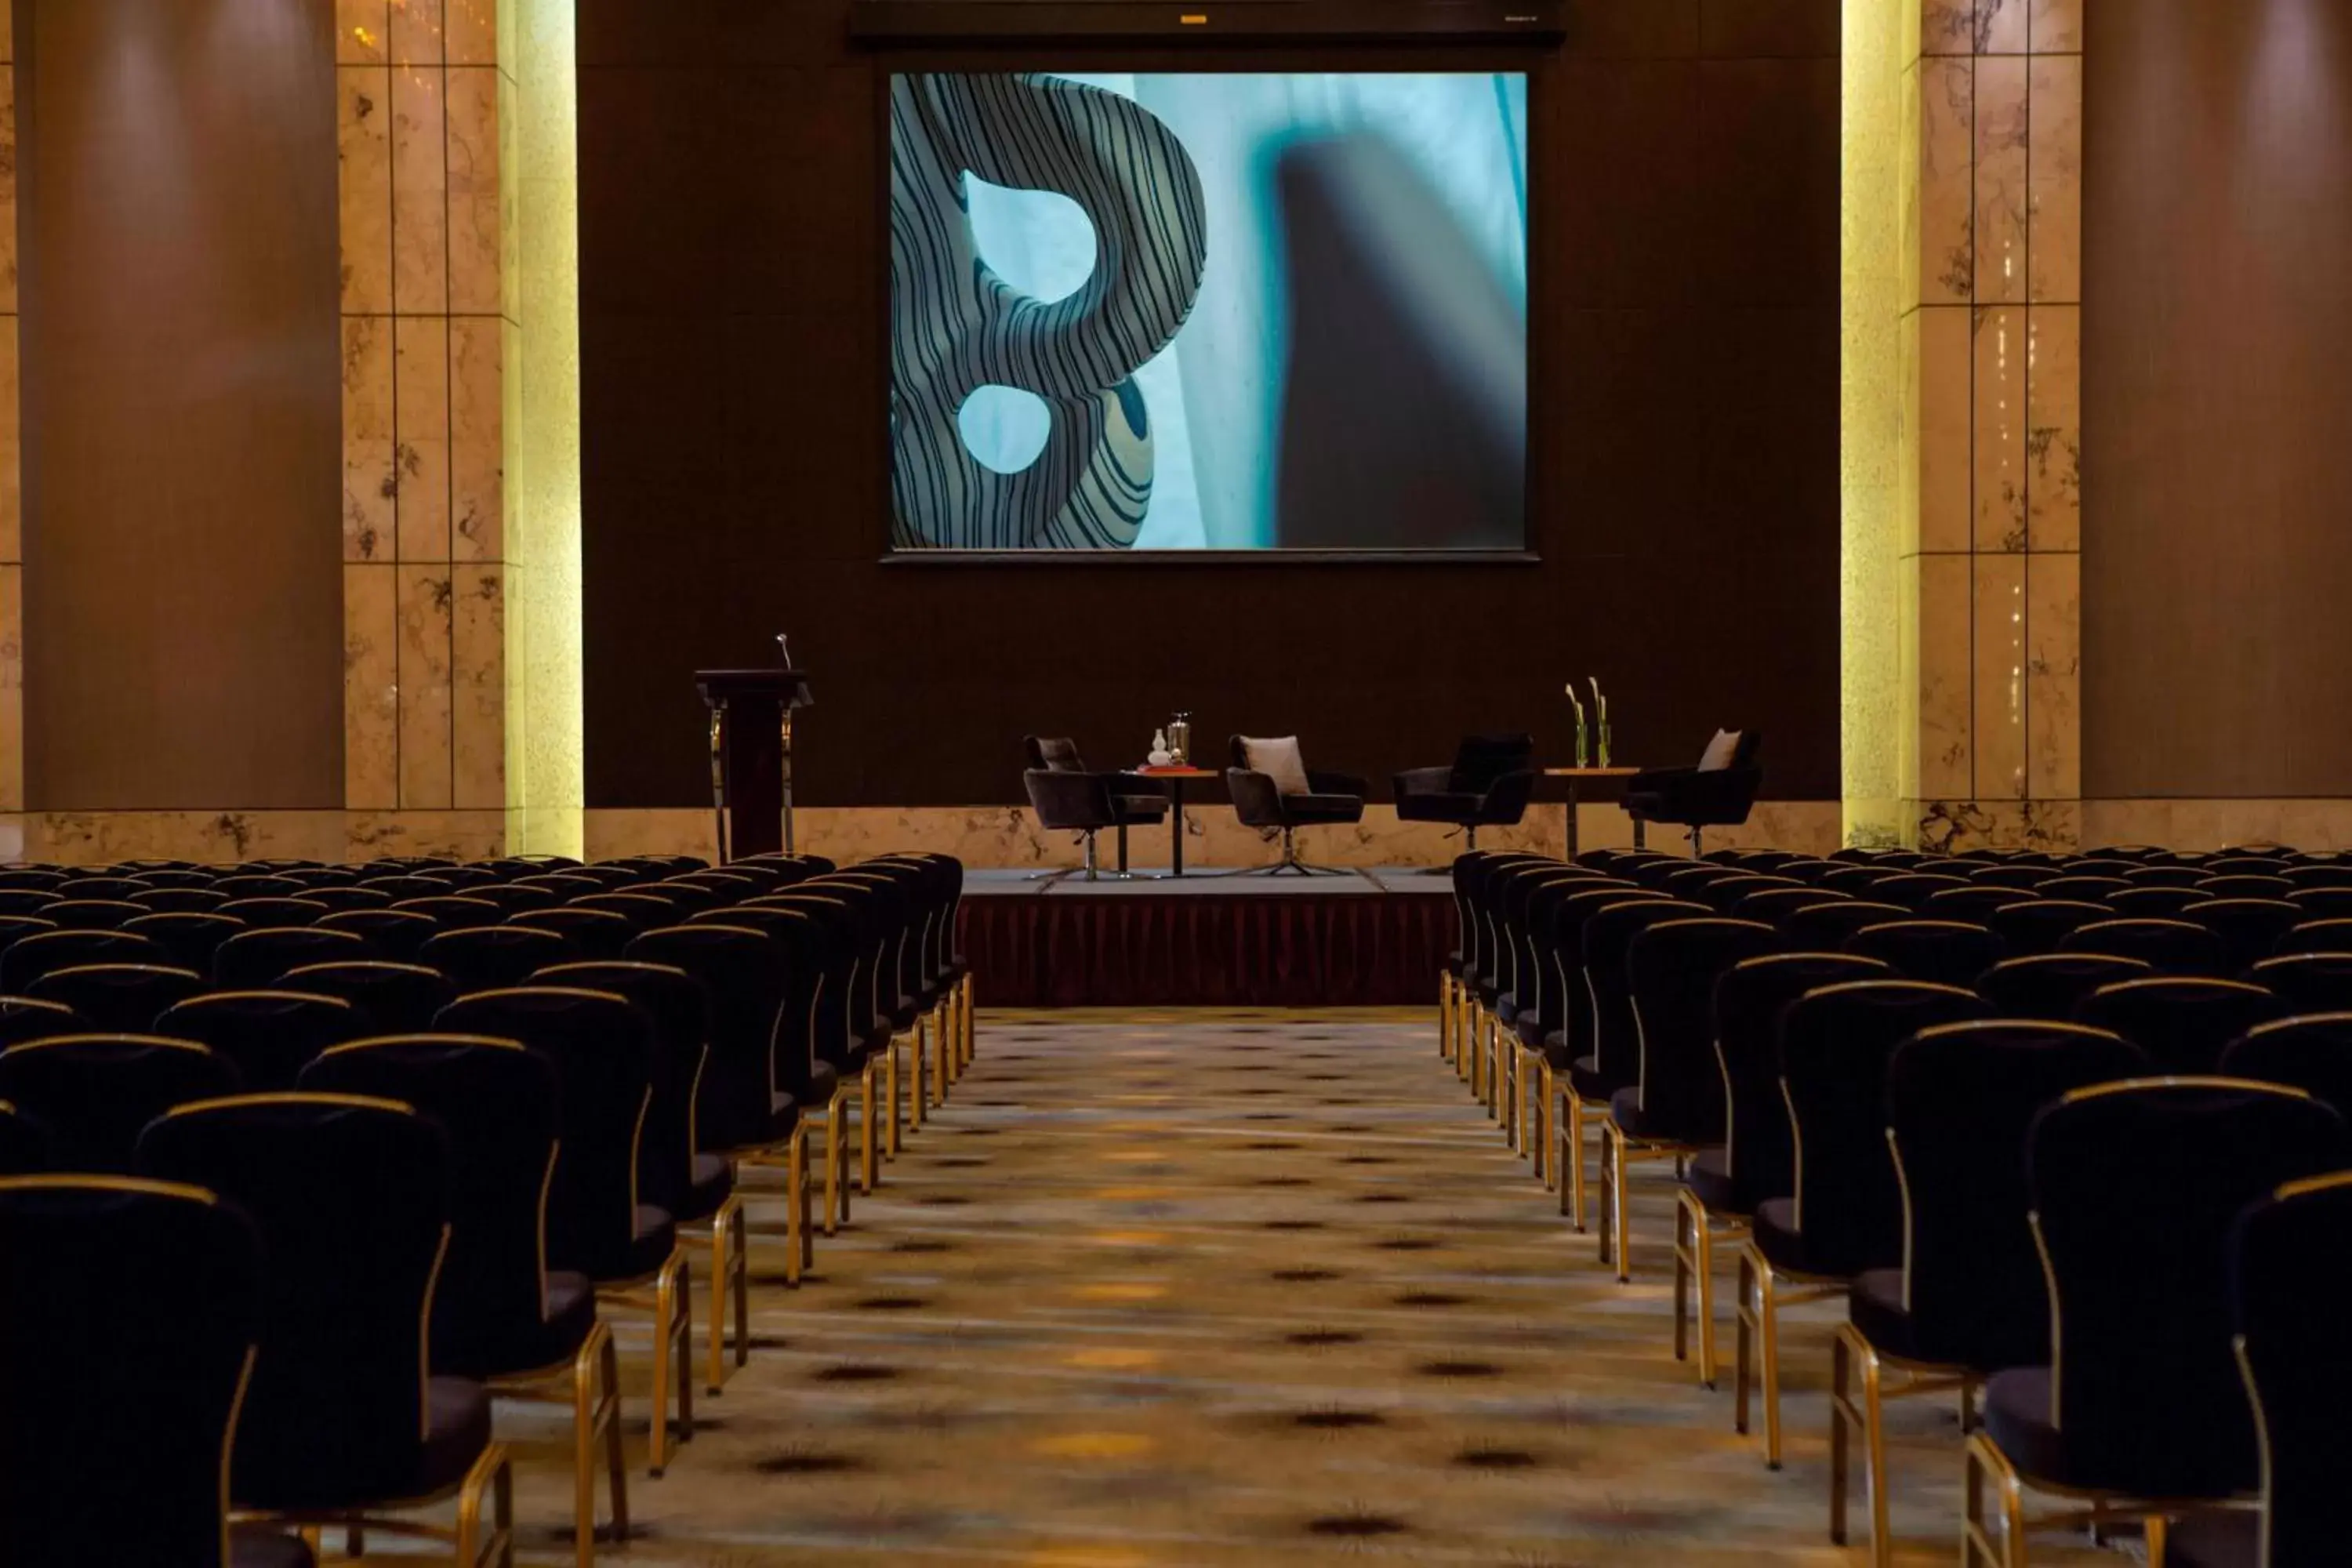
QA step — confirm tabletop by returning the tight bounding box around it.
[1542,767,1643,778]
[1134,767,1221,778]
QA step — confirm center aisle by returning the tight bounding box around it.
[506,1012,2107,1566]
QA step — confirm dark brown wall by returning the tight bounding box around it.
[2084,0,2352,797]
[16,0,343,809]
[578,0,1842,808]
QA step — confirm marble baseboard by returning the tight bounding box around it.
[12,811,512,867]
[582,802,1846,869]
[2078,800,2352,855]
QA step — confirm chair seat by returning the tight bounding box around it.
[590,1204,677,1285]
[416,1377,495,1498]
[1751,1196,1809,1273]
[2168,1512,2257,1568]
[1515,1013,1549,1050]
[437,1270,598,1381]
[1684,1147,1744,1215]
[231,1527,318,1568]
[677,1152,735,1225]
[1846,1268,1928,1363]
[1494,993,1519,1028]
[1980,1368,2078,1489]
[1396,791,1483,823]
[1568,1054,1621,1102]
[1541,1028,1571,1069]
[1283,793,1364,826]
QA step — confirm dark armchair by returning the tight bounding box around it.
[1623,730,1763,855]
[1021,736,1168,881]
[1225,735,1367,876]
[1394,733,1537,850]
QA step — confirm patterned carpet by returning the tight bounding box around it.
[456,1011,2120,1566]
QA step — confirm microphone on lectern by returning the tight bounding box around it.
[775,633,793,668]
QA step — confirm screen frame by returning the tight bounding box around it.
[873,45,1554,566]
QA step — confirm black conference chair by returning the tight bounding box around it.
[1843,919,2005,990]
[1225,735,1367,876]
[314,908,441,962]
[2060,916,2229,975]
[508,906,637,960]
[1830,1020,2144,1567]
[279,960,453,1034]
[154,993,365,1091]
[0,995,82,1049]
[0,1036,240,1173]
[2107,885,2211,920]
[392,895,503,931]
[212,927,374,989]
[2222,1014,2352,1122]
[0,1176,315,1568]
[1393,733,1538,850]
[1973,952,2152,1021]
[1599,916,1779,1286]
[1021,735,1170,880]
[299,884,394,914]
[1733,978,1987,1469]
[1783,900,1912,949]
[128,886,230,913]
[33,898,146,932]
[419,925,574,993]
[214,898,328,930]
[2166,1174,2352,1568]
[299,1037,622,1567]
[1965,1082,2350,1568]
[2244,951,2352,1013]
[125,912,249,975]
[1984,898,2111,956]
[536,956,768,1390]
[2181,898,2305,975]
[435,987,695,1476]
[1621,729,1764,856]
[2073,977,2284,1075]
[24,963,205,1033]
[136,1096,513,1564]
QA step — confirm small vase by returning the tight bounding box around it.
[1596,723,1613,769]
[1573,722,1589,769]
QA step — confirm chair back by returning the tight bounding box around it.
[124,912,249,975]
[1711,953,1889,1204]
[627,923,797,1142]
[2107,885,2210,920]
[0,1036,238,1171]
[2074,977,2284,1073]
[2196,873,2296,901]
[1869,873,1971,913]
[1885,1021,2144,1372]
[2222,1014,2352,1122]
[299,885,394,914]
[390,895,502,931]
[313,908,439,962]
[2039,875,2132,903]
[0,1176,263,1567]
[1984,898,2111,957]
[212,874,307,899]
[1781,900,1911,949]
[0,995,81,1048]
[279,960,452,1033]
[419,924,574,993]
[212,927,373,989]
[1448,733,1535,793]
[1974,953,2153,1021]
[568,891,680,931]
[2025,1080,2350,1497]
[1579,898,1708,1089]
[23,963,203,1033]
[535,960,710,1214]
[1777,980,1987,1274]
[154,993,365,1091]
[2121,865,2209,888]
[1965,864,2063,891]
[507,906,637,960]
[213,898,327,931]
[2284,886,2352,922]
[2229,1172,2352,1566]
[1025,735,1086,771]
[136,1094,452,1510]
[2244,952,2352,1014]
[299,1037,560,1378]
[1737,887,1848,931]
[1842,919,2005,989]
[129,886,230,914]
[2180,898,2305,975]
[434,988,657,1281]
[0,927,164,990]
[44,898,147,931]
[2061,916,2229,975]
[1623,918,1778,1142]
[1925,885,2038,924]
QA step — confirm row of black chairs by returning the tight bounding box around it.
[1440,844,2352,1568]
[0,848,976,1568]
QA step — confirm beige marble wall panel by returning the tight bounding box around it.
[1918,59,1975,303]
[390,66,448,316]
[1973,304,2027,550]
[1973,56,2029,303]
[347,808,507,861]
[338,68,391,313]
[1922,0,1973,58]
[448,68,500,314]
[0,70,17,313]
[2028,54,2082,303]
[394,316,450,563]
[338,0,389,64]
[2026,304,2080,550]
[2027,550,2080,800]
[1918,796,2079,855]
[1973,553,2027,799]
[1915,307,1973,553]
[396,567,453,808]
[1980,0,2028,54]
[344,564,399,809]
[451,316,503,560]
[24,811,352,868]
[448,0,497,64]
[451,565,504,808]
[2031,0,2081,53]
[390,0,445,65]
[342,316,394,559]
[1918,554,1974,800]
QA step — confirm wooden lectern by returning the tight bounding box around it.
[695,669,814,862]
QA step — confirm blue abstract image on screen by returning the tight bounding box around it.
[889,72,1530,551]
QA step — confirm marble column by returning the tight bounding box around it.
[1877,0,2082,852]
[339,0,509,859]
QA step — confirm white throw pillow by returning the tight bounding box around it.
[1697,729,1744,772]
[1240,735,1312,797]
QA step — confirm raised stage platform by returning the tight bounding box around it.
[958,866,1455,1008]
